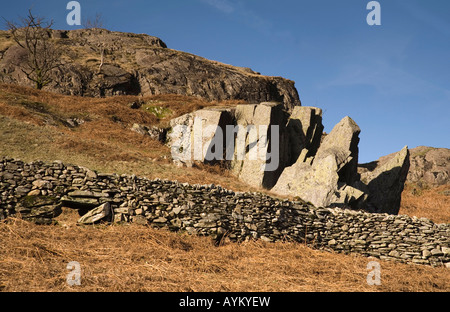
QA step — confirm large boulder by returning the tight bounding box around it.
[272,116,363,208]
[314,116,361,185]
[285,106,323,166]
[358,146,410,214]
[230,103,289,189]
[167,106,235,168]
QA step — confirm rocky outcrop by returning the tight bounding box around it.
[0,28,301,110]
[407,146,449,186]
[168,102,291,189]
[285,106,323,166]
[1,158,449,267]
[358,146,410,215]
[272,116,364,209]
[168,106,235,168]
[168,103,410,215]
[229,103,290,189]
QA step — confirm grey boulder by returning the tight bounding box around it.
[77,202,113,225]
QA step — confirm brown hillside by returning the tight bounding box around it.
[1,83,448,221]
[0,216,448,292]
[0,84,448,292]
[0,83,263,192]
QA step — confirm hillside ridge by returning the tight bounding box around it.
[0,28,301,110]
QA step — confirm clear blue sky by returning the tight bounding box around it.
[1,0,449,163]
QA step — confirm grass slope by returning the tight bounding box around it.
[0,83,449,292]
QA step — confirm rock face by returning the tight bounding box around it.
[168,103,411,215]
[407,146,449,186]
[0,28,301,110]
[358,146,410,215]
[285,106,323,166]
[229,103,290,189]
[273,116,364,208]
[168,106,235,168]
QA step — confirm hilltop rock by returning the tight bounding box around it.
[407,146,449,186]
[0,28,301,110]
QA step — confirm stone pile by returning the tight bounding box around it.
[1,158,448,267]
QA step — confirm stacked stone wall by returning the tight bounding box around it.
[1,158,448,267]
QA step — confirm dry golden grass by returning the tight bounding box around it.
[0,83,449,292]
[0,83,255,192]
[0,215,448,292]
[400,184,450,224]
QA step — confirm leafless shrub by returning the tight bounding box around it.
[3,10,61,90]
[82,13,104,29]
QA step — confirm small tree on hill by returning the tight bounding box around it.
[4,10,61,90]
[82,13,104,29]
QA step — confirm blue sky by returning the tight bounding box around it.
[1,0,449,163]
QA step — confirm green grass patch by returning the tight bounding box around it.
[141,103,172,119]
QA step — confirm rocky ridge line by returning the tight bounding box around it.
[0,28,301,110]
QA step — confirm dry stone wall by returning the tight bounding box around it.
[1,157,449,267]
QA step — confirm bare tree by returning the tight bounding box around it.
[82,13,106,73]
[4,10,61,90]
[98,43,106,73]
[82,13,104,29]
